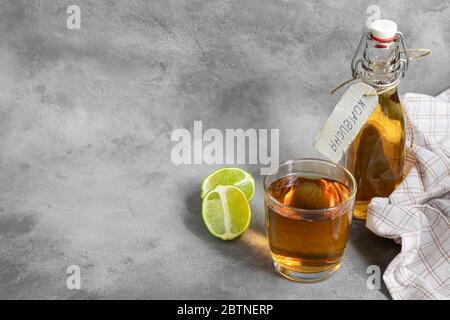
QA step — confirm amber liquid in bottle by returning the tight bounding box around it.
[345,88,406,219]
[266,176,352,274]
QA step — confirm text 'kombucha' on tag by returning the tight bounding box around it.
[313,83,378,163]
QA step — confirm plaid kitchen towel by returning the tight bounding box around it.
[367,88,450,300]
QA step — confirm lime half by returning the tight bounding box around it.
[200,167,255,201]
[202,185,251,240]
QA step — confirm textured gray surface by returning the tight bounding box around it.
[0,0,448,299]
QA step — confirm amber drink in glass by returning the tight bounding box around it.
[264,159,356,282]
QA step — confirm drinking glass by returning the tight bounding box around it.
[264,158,357,282]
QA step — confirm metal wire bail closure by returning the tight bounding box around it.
[351,31,409,83]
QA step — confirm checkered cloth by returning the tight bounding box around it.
[367,89,450,300]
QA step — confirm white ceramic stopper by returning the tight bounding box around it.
[370,19,398,41]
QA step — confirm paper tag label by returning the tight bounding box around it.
[313,83,378,163]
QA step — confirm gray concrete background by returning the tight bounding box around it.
[0,0,448,299]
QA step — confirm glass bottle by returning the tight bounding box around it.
[344,20,409,219]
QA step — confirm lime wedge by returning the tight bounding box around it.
[200,167,255,201]
[202,185,251,240]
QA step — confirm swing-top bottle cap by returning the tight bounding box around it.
[370,19,397,42]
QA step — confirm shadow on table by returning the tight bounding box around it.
[183,185,275,277]
[349,220,400,299]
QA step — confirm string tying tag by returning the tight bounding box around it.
[329,48,432,149]
[314,83,379,163]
